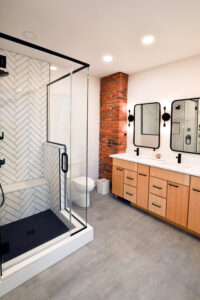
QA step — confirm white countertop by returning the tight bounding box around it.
[110,153,200,177]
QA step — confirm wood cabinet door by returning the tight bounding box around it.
[166,182,189,227]
[188,176,200,234]
[112,166,124,197]
[137,164,149,209]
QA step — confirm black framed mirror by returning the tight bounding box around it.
[171,98,200,154]
[133,102,161,149]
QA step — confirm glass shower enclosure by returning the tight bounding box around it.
[0,33,89,276]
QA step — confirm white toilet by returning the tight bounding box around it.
[67,160,95,207]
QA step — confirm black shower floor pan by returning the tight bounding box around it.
[1,209,69,263]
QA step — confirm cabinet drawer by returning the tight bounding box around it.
[124,185,137,204]
[150,167,190,186]
[124,170,137,187]
[190,176,200,190]
[149,177,167,198]
[149,194,166,218]
[138,164,149,176]
[113,158,137,171]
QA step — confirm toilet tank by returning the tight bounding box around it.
[70,159,82,178]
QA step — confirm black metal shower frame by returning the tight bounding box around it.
[0,33,89,273]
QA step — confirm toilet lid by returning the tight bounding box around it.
[72,176,94,187]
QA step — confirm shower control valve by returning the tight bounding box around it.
[0,132,4,140]
[0,158,5,167]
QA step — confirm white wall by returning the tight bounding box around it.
[88,75,100,179]
[127,55,200,166]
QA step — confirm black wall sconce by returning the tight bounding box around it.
[128,110,134,126]
[162,106,170,127]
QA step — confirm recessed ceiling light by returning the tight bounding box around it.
[103,55,113,62]
[142,35,155,45]
[50,65,57,71]
[22,31,36,39]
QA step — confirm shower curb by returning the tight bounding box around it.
[0,225,93,297]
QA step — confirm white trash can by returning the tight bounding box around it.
[97,178,110,195]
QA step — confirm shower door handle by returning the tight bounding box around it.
[61,153,68,173]
[0,183,5,208]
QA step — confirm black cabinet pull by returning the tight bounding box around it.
[152,202,161,208]
[61,153,68,173]
[193,188,200,193]
[153,185,162,190]
[126,176,134,180]
[169,183,179,188]
[117,167,123,171]
[126,192,133,196]
[0,183,5,208]
[139,173,147,177]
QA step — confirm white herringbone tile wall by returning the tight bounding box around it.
[0,48,49,185]
[44,143,66,214]
[0,49,50,225]
[0,184,50,225]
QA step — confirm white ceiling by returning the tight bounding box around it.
[1,0,200,77]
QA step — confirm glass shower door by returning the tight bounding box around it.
[48,65,89,234]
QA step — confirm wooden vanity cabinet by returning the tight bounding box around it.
[188,176,200,234]
[112,158,137,199]
[166,182,189,227]
[137,164,149,209]
[111,158,199,237]
[112,166,124,198]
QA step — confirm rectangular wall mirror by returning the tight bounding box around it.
[171,98,200,154]
[134,102,161,149]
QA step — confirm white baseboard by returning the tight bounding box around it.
[0,224,93,297]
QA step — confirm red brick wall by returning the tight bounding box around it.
[99,72,128,181]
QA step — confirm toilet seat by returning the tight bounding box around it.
[68,176,95,207]
[71,176,95,191]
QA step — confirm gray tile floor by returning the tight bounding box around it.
[1,191,200,300]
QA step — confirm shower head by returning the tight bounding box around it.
[0,55,9,77]
[0,69,9,77]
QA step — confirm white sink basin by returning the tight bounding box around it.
[161,161,193,170]
[146,157,166,161]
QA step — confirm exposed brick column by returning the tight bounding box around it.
[99,72,128,181]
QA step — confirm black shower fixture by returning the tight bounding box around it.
[0,132,4,140]
[162,106,170,127]
[128,110,134,126]
[0,55,9,77]
[0,131,5,167]
[175,105,180,110]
